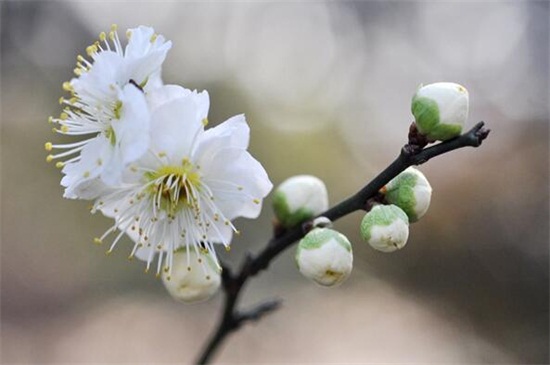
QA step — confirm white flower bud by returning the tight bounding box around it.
[360,205,409,253]
[162,249,221,303]
[383,167,432,222]
[273,175,329,228]
[412,82,469,141]
[295,228,353,287]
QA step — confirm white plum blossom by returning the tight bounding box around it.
[295,228,353,287]
[162,248,222,303]
[360,204,410,253]
[92,85,272,275]
[411,82,469,141]
[273,175,329,228]
[46,25,172,199]
[382,167,432,222]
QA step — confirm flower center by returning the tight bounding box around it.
[145,160,201,215]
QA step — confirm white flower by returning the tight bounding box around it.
[273,175,329,228]
[46,25,172,199]
[360,204,409,253]
[162,248,221,303]
[411,82,469,141]
[295,228,353,287]
[92,85,272,275]
[382,167,432,222]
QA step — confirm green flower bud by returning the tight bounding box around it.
[162,249,221,303]
[295,228,353,287]
[383,167,432,222]
[412,82,469,141]
[273,175,329,228]
[360,205,409,252]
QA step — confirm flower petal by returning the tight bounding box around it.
[194,114,249,165]
[202,148,272,219]
[112,83,150,164]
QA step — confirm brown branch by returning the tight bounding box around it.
[196,121,490,364]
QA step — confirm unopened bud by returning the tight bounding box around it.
[383,167,432,222]
[295,228,353,287]
[162,249,221,303]
[360,205,409,252]
[273,175,329,228]
[412,82,469,141]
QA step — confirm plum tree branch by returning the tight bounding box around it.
[196,121,490,365]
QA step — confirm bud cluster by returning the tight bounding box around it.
[273,166,434,287]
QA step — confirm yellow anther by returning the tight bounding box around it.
[83,171,90,178]
[155,272,161,278]
[60,112,68,120]
[69,97,78,104]
[99,31,106,41]
[225,245,231,252]
[55,162,64,169]
[62,81,73,91]
[150,33,157,43]
[44,142,53,151]
[111,24,118,32]
[165,276,171,281]
[85,46,95,56]
[108,31,115,41]
[187,266,191,271]
[58,96,64,105]
[127,255,134,261]
[105,250,113,256]
[198,258,203,263]
[93,237,102,245]
[144,267,150,274]
[46,155,53,162]
[158,152,166,158]
[76,55,85,63]
[61,125,69,133]
[48,116,54,123]
[253,199,260,204]
[126,30,132,38]
[235,230,241,236]
[201,118,209,126]
[74,68,82,76]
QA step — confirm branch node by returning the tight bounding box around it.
[234,299,283,328]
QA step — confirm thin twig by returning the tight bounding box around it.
[196,121,490,364]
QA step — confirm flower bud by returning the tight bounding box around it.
[411,82,469,141]
[162,249,221,303]
[360,205,409,252]
[383,167,432,222]
[273,175,329,228]
[295,228,353,287]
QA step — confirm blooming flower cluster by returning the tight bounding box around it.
[46,25,272,285]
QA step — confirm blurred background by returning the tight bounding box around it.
[1,1,548,363]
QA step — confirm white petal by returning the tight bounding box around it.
[194,114,249,164]
[112,83,150,164]
[146,84,193,110]
[73,51,126,97]
[61,135,113,199]
[124,26,172,86]
[203,148,272,219]
[149,94,204,160]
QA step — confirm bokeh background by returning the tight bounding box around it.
[1,1,548,363]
